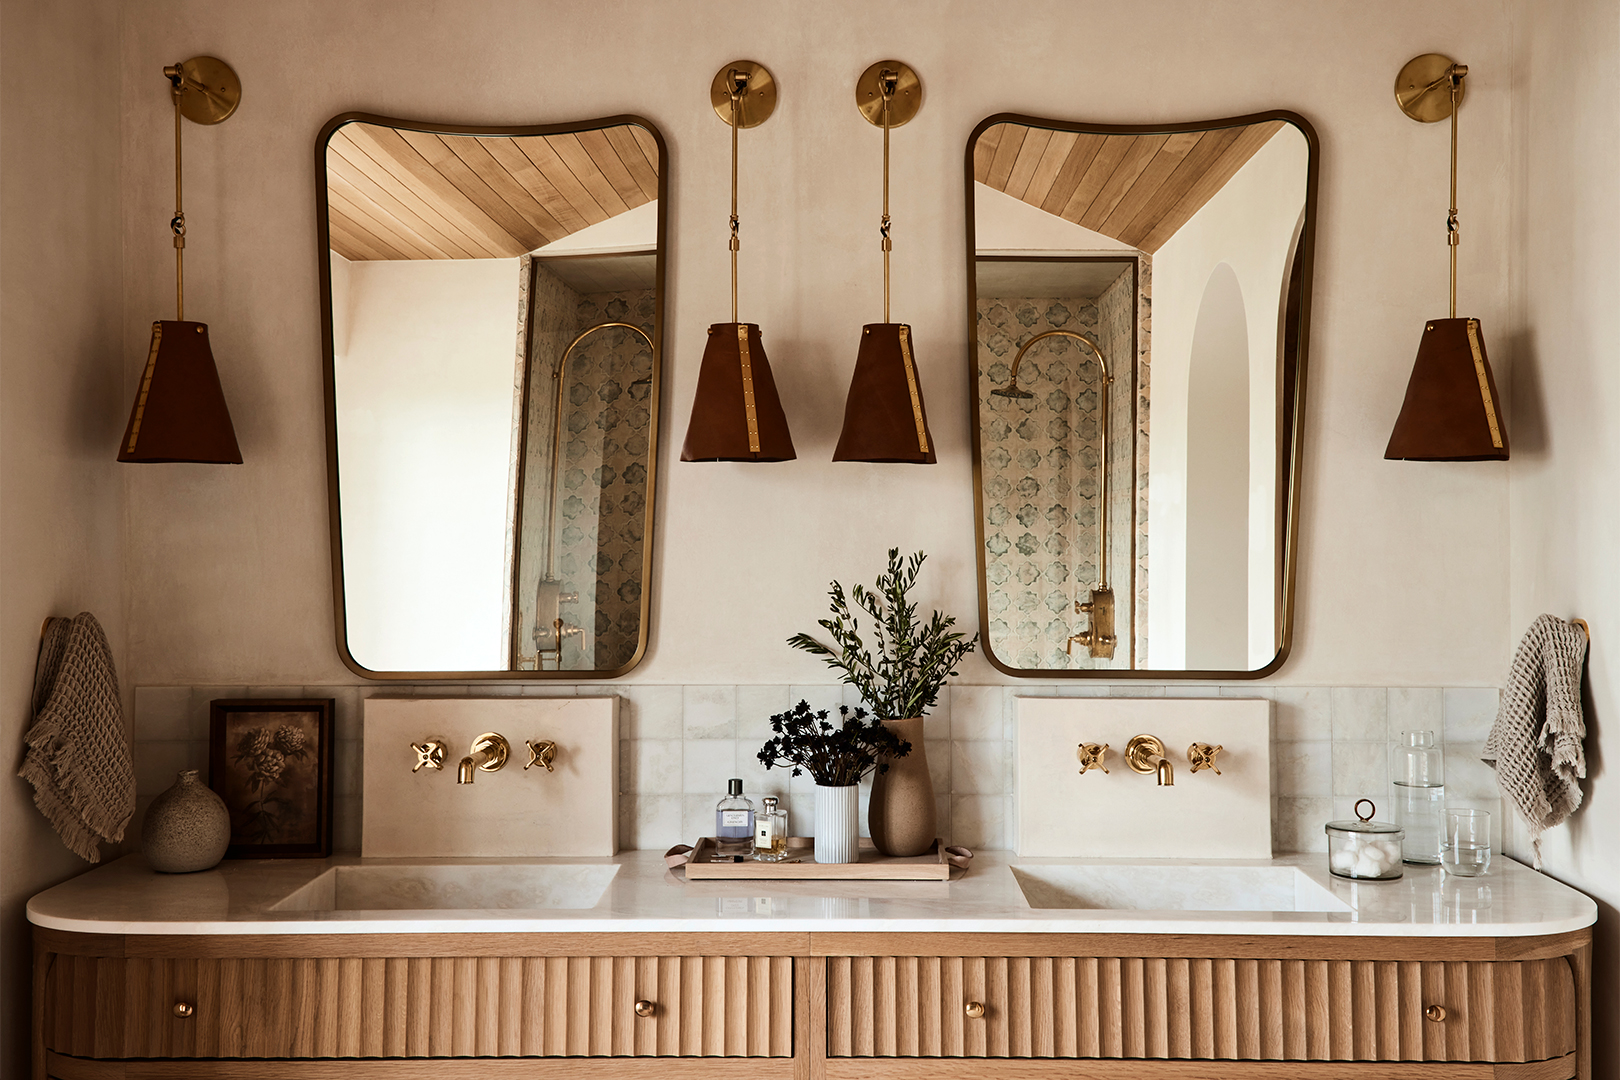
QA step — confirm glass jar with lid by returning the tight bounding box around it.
[1325,799,1405,880]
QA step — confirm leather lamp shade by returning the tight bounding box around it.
[118,320,242,464]
[680,322,795,461]
[834,323,936,463]
[1384,317,1507,461]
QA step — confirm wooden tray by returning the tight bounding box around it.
[683,836,951,880]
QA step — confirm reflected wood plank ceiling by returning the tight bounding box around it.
[975,120,1285,253]
[326,123,659,261]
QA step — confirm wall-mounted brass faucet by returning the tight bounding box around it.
[457,732,510,784]
[1125,734,1174,786]
[1077,742,1110,774]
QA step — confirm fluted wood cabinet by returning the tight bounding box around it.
[35,927,1591,1080]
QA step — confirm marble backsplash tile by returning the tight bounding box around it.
[129,683,1502,857]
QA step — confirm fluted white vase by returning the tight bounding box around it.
[814,783,859,864]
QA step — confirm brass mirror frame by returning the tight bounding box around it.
[316,112,668,681]
[965,110,1319,680]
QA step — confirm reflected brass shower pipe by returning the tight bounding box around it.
[545,321,655,580]
[992,329,1117,660]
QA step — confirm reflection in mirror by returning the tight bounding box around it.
[322,116,663,676]
[969,115,1314,675]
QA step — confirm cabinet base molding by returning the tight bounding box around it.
[820,1055,1577,1080]
[47,1054,798,1080]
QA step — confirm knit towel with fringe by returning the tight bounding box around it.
[17,613,134,862]
[1482,613,1588,869]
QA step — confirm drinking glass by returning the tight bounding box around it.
[1441,808,1492,877]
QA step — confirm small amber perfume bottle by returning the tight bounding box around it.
[753,796,788,861]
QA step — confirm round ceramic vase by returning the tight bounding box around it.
[142,770,230,873]
[814,783,860,864]
[867,717,935,857]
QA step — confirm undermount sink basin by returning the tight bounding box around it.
[1011,864,1351,913]
[272,863,619,912]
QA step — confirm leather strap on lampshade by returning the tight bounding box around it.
[1384,317,1507,461]
[118,321,242,464]
[680,322,795,462]
[833,323,937,464]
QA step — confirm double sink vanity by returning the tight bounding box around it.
[30,846,1594,1079]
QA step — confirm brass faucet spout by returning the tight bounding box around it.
[457,756,476,784]
[1156,757,1174,786]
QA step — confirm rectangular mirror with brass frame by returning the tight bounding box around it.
[317,113,666,679]
[967,112,1317,678]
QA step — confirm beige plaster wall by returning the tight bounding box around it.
[114,0,1517,689]
[1507,0,1620,1070]
[0,0,126,1073]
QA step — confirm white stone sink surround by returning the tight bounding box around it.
[272,863,620,911]
[28,850,1595,938]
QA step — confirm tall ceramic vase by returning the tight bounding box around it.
[814,783,859,864]
[867,717,935,857]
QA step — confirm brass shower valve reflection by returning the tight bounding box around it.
[1077,742,1110,774]
[1188,742,1224,775]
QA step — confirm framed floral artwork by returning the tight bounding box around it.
[209,699,334,857]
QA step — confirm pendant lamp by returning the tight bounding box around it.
[1384,55,1507,462]
[833,61,936,464]
[119,56,243,464]
[680,62,795,462]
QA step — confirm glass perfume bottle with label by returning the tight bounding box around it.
[753,796,788,861]
[715,778,755,856]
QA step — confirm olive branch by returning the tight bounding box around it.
[788,548,978,720]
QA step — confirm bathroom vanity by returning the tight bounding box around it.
[30,851,1594,1079]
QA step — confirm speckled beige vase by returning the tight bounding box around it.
[867,717,935,857]
[142,770,230,873]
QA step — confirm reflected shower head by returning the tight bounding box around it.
[991,385,1034,399]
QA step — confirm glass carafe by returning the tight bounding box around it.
[1392,730,1444,864]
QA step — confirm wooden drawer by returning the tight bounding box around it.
[43,953,794,1058]
[825,954,1576,1063]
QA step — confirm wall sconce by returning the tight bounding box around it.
[118,56,243,464]
[680,61,795,462]
[1384,54,1507,462]
[833,61,936,464]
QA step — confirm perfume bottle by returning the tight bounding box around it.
[753,796,788,861]
[715,778,755,856]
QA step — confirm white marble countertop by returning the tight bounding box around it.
[28,850,1595,938]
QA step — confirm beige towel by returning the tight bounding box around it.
[1481,614,1588,868]
[17,613,134,862]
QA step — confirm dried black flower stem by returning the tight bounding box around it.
[756,701,910,788]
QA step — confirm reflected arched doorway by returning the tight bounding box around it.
[1185,263,1249,669]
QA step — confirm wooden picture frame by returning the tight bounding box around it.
[209,699,334,858]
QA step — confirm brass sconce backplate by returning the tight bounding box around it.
[856,60,921,127]
[710,61,777,128]
[1395,53,1465,123]
[170,56,241,125]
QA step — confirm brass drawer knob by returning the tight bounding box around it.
[1425,1004,1447,1023]
[634,999,657,1018]
[964,1001,985,1019]
[173,1002,194,1018]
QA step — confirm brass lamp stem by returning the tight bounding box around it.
[729,70,742,324]
[1447,64,1464,319]
[880,70,895,324]
[166,64,187,321]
